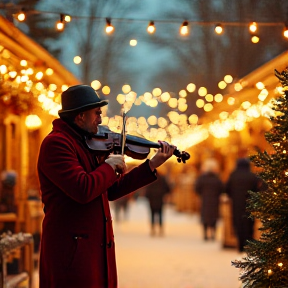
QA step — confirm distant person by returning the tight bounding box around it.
[113,194,131,222]
[195,158,224,241]
[225,158,262,252]
[145,173,171,236]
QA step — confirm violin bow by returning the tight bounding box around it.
[121,109,128,156]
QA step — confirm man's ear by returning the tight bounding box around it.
[75,112,85,124]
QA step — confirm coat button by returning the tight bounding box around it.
[107,241,112,248]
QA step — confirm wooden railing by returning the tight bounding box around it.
[0,232,34,288]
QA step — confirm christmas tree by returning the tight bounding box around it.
[232,68,288,287]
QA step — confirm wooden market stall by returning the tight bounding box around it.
[0,14,80,284]
[190,50,288,248]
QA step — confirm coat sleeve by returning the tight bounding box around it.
[38,133,117,204]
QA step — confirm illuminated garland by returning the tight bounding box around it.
[1,3,288,39]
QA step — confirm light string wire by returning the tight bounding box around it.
[0,4,287,28]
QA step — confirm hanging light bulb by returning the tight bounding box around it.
[16,10,26,22]
[283,25,288,38]
[251,35,260,43]
[249,22,257,33]
[64,15,71,22]
[105,18,114,34]
[147,21,156,34]
[214,24,223,34]
[180,21,189,35]
[56,14,65,31]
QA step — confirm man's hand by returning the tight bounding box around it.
[105,154,127,174]
[149,141,176,171]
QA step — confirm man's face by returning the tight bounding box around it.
[80,107,102,134]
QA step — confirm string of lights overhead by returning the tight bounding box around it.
[1,4,288,41]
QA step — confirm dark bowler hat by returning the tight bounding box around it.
[58,85,108,116]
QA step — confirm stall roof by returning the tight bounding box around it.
[0,15,80,87]
[200,50,288,124]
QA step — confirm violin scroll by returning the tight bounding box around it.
[174,149,190,164]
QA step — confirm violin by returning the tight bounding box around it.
[85,125,190,163]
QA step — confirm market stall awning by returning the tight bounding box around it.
[0,15,80,87]
[200,50,288,124]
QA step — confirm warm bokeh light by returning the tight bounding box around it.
[64,15,71,22]
[168,98,178,108]
[214,24,223,34]
[122,84,131,94]
[198,87,207,97]
[160,92,170,102]
[20,60,27,66]
[227,97,235,105]
[102,85,110,95]
[147,21,156,34]
[158,117,168,128]
[179,90,187,97]
[204,103,213,112]
[147,115,157,125]
[144,92,153,102]
[25,114,42,129]
[188,114,198,124]
[249,22,257,33]
[73,56,82,64]
[214,93,223,102]
[56,21,64,31]
[251,35,260,43]
[283,27,288,38]
[180,21,189,35]
[234,83,243,91]
[224,75,233,83]
[91,80,101,90]
[116,94,126,104]
[17,12,26,22]
[130,39,137,46]
[35,72,43,80]
[196,99,205,108]
[241,101,251,109]
[219,111,229,120]
[49,84,57,91]
[187,83,196,92]
[152,88,162,97]
[205,94,213,102]
[256,82,265,90]
[105,18,114,34]
[218,81,227,89]
[0,65,7,74]
[45,68,54,76]
[258,89,269,101]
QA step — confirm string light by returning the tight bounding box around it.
[215,24,223,34]
[105,18,114,34]
[249,22,258,33]
[180,21,189,35]
[2,4,288,40]
[147,21,156,34]
[283,25,288,38]
[251,35,260,43]
[16,10,26,22]
[56,14,65,31]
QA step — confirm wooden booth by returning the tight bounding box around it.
[0,15,80,286]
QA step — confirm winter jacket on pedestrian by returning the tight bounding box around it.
[225,158,261,251]
[37,118,157,288]
[195,171,224,226]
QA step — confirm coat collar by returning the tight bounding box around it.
[52,118,87,141]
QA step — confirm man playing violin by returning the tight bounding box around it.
[37,84,175,288]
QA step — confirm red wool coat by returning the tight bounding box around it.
[37,119,157,288]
